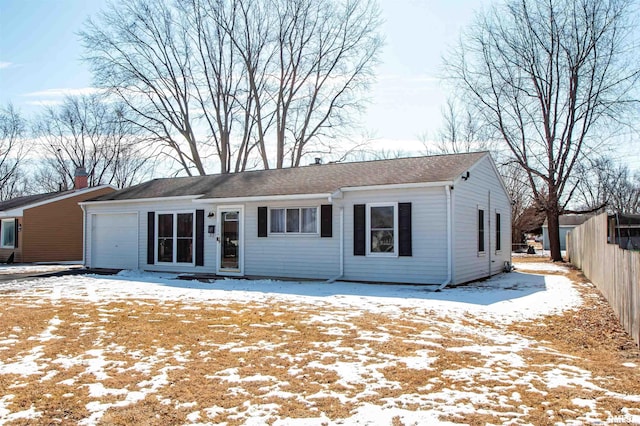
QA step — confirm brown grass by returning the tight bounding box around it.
[0,262,639,425]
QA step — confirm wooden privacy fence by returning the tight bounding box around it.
[567,213,640,347]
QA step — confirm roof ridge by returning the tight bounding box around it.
[155,151,489,180]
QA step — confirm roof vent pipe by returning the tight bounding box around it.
[314,157,322,165]
[74,167,88,190]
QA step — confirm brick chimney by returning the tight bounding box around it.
[74,167,88,190]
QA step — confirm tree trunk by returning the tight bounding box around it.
[546,210,563,262]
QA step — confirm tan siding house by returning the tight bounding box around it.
[0,185,115,263]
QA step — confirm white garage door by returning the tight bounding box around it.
[91,213,138,269]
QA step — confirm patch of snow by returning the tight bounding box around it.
[0,268,582,326]
[0,345,45,376]
[515,262,569,273]
[0,264,81,275]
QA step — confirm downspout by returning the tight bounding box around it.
[327,205,344,283]
[80,204,87,267]
[436,185,453,291]
[488,190,492,276]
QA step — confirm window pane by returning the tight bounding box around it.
[478,209,485,252]
[371,206,394,228]
[158,214,173,238]
[270,209,285,233]
[286,208,300,233]
[176,238,192,263]
[2,221,14,247]
[496,213,501,251]
[177,213,193,237]
[301,208,317,233]
[158,214,174,262]
[224,211,238,221]
[371,230,394,253]
[158,237,173,262]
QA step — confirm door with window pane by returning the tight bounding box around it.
[220,210,240,270]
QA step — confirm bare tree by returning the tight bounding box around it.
[81,0,382,174]
[0,104,27,200]
[269,0,382,168]
[445,0,640,261]
[425,97,538,245]
[32,95,152,190]
[576,156,640,214]
[423,98,494,155]
[82,0,206,175]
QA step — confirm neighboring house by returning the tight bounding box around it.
[542,214,591,251]
[607,213,640,250]
[82,152,512,285]
[0,169,115,263]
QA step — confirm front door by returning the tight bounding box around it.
[217,207,243,275]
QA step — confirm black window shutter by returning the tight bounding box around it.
[353,204,365,256]
[320,204,332,237]
[195,210,205,266]
[258,207,268,237]
[14,218,18,248]
[398,202,412,256]
[147,212,155,264]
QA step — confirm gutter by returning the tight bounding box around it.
[80,204,87,267]
[80,194,204,206]
[436,185,453,291]
[194,193,331,204]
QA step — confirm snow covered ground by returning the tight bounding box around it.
[0,263,579,324]
[0,263,82,275]
[0,262,638,425]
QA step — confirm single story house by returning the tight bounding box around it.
[542,214,591,251]
[81,152,512,285]
[0,168,115,263]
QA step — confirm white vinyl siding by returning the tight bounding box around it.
[344,187,448,284]
[245,199,338,279]
[453,155,512,284]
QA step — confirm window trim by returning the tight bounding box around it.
[268,206,319,235]
[1,218,16,249]
[366,202,398,257]
[478,207,486,255]
[155,210,196,265]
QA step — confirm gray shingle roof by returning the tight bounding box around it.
[543,214,592,227]
[0,190,74,212]
[90,152,488,202]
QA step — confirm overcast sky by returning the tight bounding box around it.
[1,0,639,171]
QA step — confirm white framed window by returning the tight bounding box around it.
[478,208,485,253]
[495,211,502,252]
[269,207,318,234]
[156,211,194,264]
[367,203,398,256]
[1,219,16,249]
